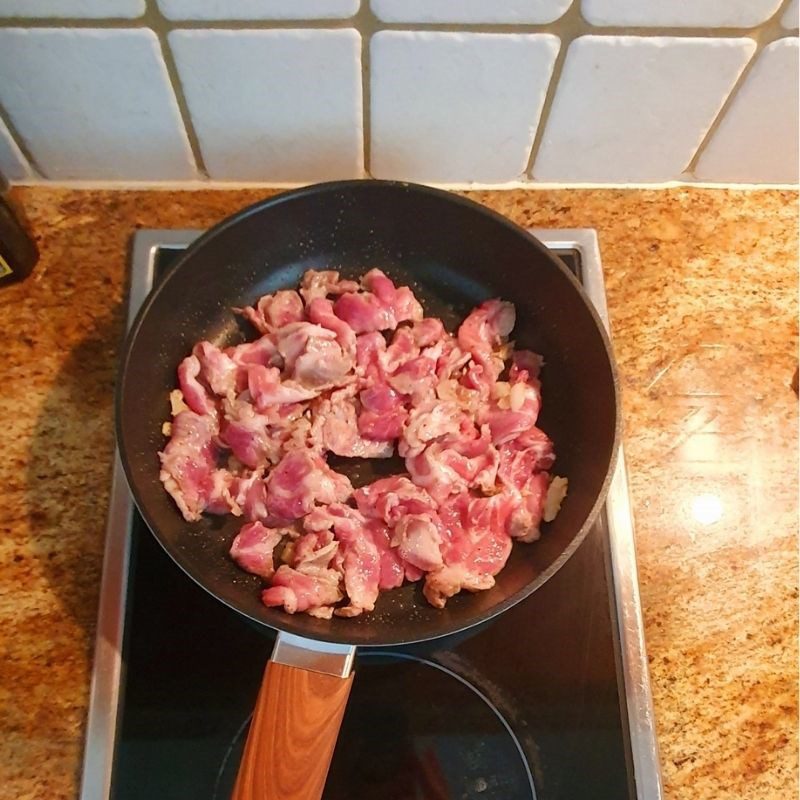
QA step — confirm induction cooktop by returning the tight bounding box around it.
[80,228,662,800]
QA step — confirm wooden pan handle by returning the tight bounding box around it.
[231,659,354,800]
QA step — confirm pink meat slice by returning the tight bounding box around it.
[306,297,357,358]
[457,299,515,374]
[497,427,555,491]
[247,364,321,410]
[406,425,499,503]
[177,354,216,417]
[299,270,360,304]
[219,398,278,469]
[399,399,464,458]
[276,321,353,389]
[236,290,305,334]
[424,493,514,608]
[192,341,241,397]
[353,475,437,526]
[304,504,381,617]
[159,410,218,522]
[229,521,284,579]
[358,383,407,441]
[311,386,394,459]
[265,450,353,521]
[480,380,542,446]
[262,564,343,617]
[333,269,423,333]
[368,521,407,589]
[507,471,549,543]
[225,334,280,369]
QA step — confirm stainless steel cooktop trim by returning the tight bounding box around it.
[79,227,662,800]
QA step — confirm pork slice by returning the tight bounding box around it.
[383,326,419,373]
[247,364,321,410]
[457,300,515,389]
[303,504,381,617]
[219,398,280,469]
[399,399,463,458]
[159,410,218,522]
[409,318,446,348]
[311,386,394,459]
[299,269,360,304]
[333,269,423,333]
[391,514,443,572]
[362,269,423,324]
[507,471,550,543]
[229,471,272,523]
[205,469,240,516]
[358,383,407,441]
[235,290,304,334]
[225,334,280,369]
[306,297,357,357]
[265,450,353,521]
[406,426,499,503]
[353,475,437,526]
[480,380,542,446]
[192,341,241,398]
[262,564,343,616]
[230,521,285,579]
[497,427,555,491]
[355,331,387,383]
[423,493,514,609]
[177,354,216,417]
[368,521,406,590]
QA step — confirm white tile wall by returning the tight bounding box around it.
[370,31,559,182]
[371,0,571,24]
[695,39,799,183]
[533,36,755,182]
[0,118,31,181]
[0,3,796,185]
[157,0,359,21]
[170,29,363,181]
[0,28,196,180]
[0,0,144,17]
[581,0,783,28]
[781,0,799,29]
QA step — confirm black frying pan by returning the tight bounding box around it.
[116,181,619,799]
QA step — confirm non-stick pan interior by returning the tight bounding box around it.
[118,181,619,646]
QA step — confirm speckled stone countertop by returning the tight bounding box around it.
[0,186,796,799]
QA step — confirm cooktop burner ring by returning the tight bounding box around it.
[213,652,536,800]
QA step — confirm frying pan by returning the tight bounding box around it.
[116,181,619,799]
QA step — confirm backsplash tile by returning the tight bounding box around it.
[695,38,799,183]
[0,3,795,186]
[157,0,359,21]
[0,0,144,17]
[0,118,31,181]
[371,31,559,182]
[581,0,782,28]
[532,36,755,183]
[781,0,799,28]
[371,0,571,24]
[170,29,363,181]
[0,28,196,180]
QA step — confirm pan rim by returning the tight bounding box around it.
[116,179,621,647]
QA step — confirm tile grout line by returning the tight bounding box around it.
[522,1,586,181]
[355,4,380,177]
[142,0,209,179]
[681,0,795,176]
[0,15,796,36]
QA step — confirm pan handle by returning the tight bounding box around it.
[231,633,356,800]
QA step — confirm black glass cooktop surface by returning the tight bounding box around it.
[109,246,634,800]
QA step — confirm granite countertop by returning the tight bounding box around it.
[0,186,796,799]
